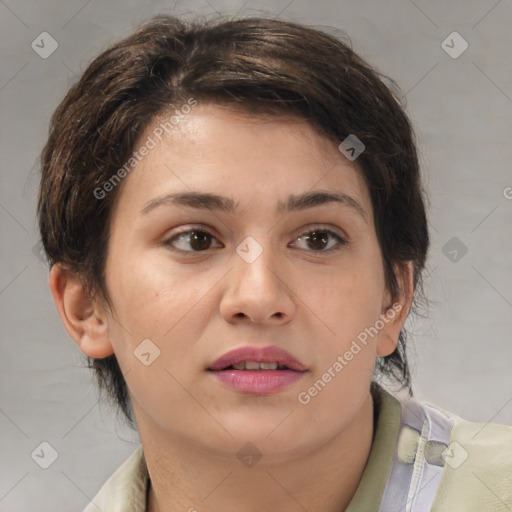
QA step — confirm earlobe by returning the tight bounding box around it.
[49,265,114,358]
[376,261,415,357]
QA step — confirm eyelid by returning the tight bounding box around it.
[163,224,223,252]
[292,223,347,240]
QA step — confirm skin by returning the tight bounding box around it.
[50,104,413,512]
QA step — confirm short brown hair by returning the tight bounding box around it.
[38,14,429,426]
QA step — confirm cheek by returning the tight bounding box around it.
[104,251,200,342]
[291,256,386,396]
[103,255,214,413]
[104,250,227,371]
[293,268,380,426]
[296,259,385,335]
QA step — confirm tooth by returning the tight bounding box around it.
[259,362,278,370]
[231,361,281,370]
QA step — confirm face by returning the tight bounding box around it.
[100,103,403,459]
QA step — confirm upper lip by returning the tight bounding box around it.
[208,345,307,372]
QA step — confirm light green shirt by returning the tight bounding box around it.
[84,388,512,511]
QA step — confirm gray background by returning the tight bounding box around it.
[1,0,511,510]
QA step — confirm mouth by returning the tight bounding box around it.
[207,345,308,394]
[210,361,299,371]
[207,345,307,372]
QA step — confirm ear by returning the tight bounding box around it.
[49,264,114,358]
[376,261,415,357]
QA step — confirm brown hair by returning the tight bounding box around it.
[37,14,429,426]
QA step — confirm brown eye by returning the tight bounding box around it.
[303,231,329,250]
[166,230,222,252]
[293,229,346,252]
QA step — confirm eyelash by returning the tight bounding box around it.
[163,225,347,254]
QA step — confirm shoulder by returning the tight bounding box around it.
[426,402,512,511]
[83,445,148,512]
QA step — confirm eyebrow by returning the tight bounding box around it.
[141,190,367,223]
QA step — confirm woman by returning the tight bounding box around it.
[37,15,512,512]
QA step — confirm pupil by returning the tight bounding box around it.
[191,231,211,251]
[306,231,328,250]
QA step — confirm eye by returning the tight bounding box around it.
[291,228,346,252]
[164,229,223,252]
[164,226,346,253]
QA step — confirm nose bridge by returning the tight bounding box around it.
[235,239,280,291]
[220,236,295,323]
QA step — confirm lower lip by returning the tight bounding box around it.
[208,369,306,394]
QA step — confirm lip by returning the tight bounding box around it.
[207,345,308,395]
[209,369,305,394]
[207,345,307,372]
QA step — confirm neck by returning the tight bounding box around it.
[140,392,375,512]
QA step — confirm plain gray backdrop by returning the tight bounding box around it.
[1,0,511,510]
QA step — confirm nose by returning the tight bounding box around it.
[219,242,296,326]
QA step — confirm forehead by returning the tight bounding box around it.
[111,103,372,221]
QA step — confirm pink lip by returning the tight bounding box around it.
[207,345,308,395]
[209,369,305,394]
[207,345,307,372]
